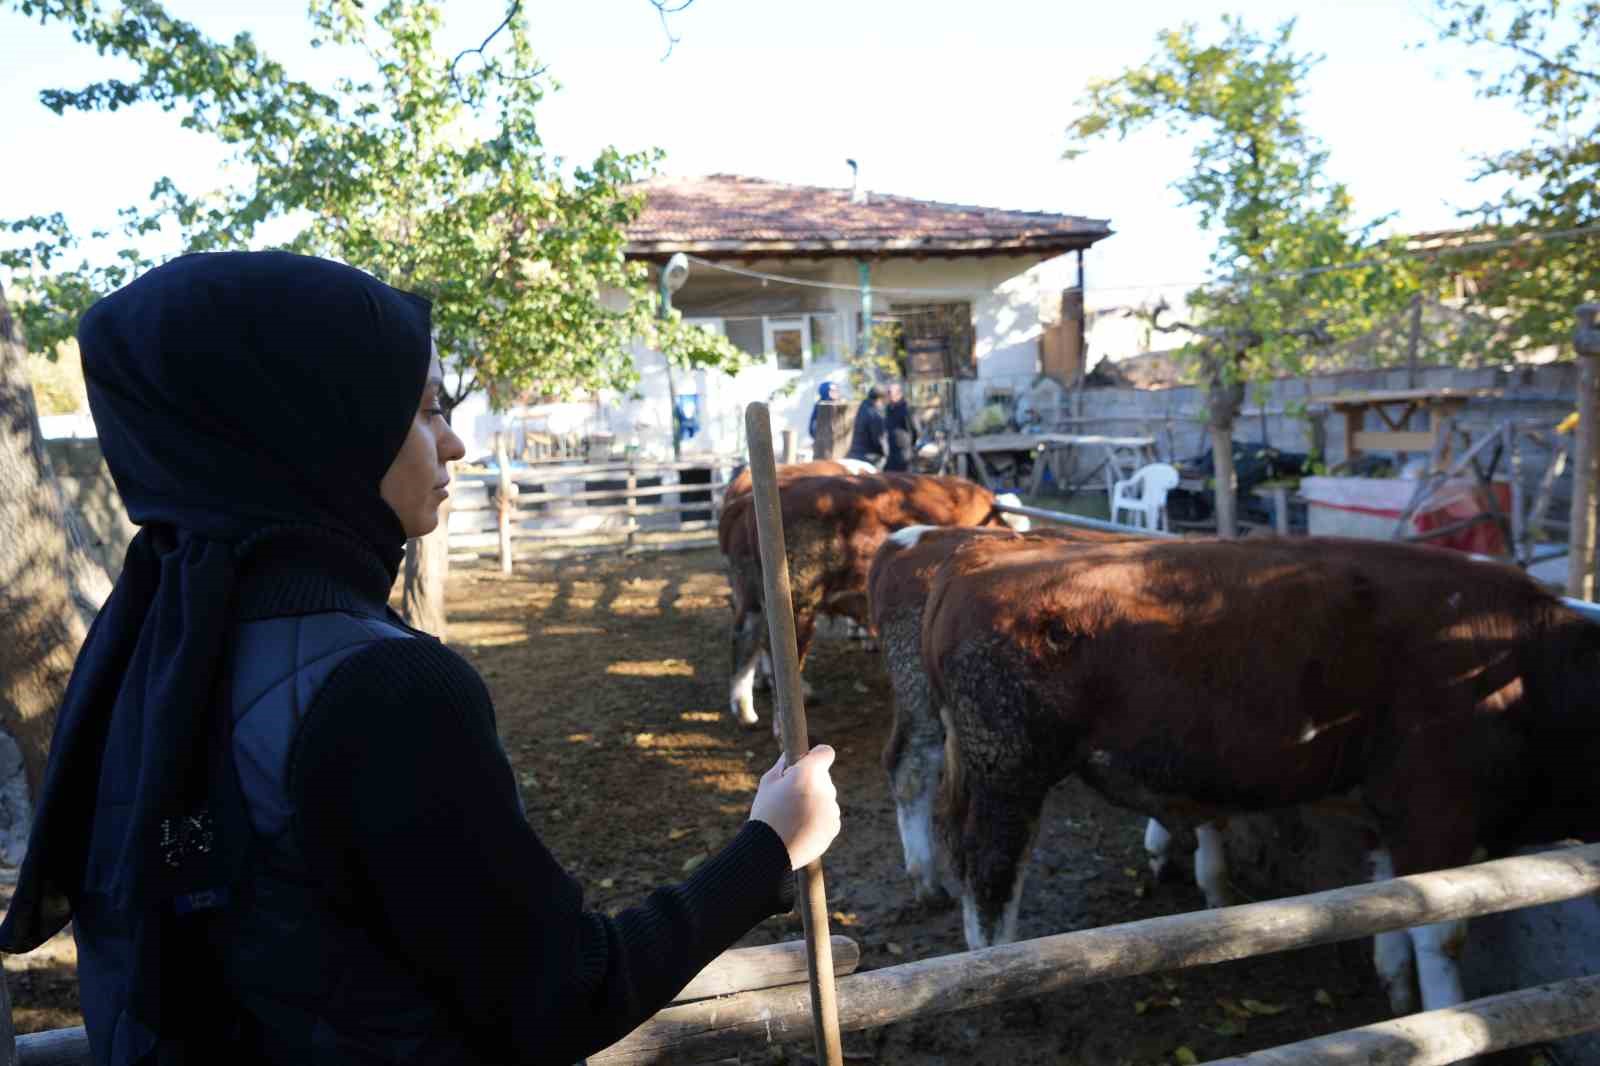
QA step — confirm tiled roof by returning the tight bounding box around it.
[626,174,1112,259]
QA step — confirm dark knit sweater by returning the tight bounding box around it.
[230,533,796,1064]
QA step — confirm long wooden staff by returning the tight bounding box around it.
[743,402,844,1066]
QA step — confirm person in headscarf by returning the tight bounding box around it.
[883,382,918,472]
[806,379,837,443]
[0,252,840,1065]
[844,385,889,468]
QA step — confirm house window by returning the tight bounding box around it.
[686,313,842,370]
[722,318,765,359]
[808,314,840,363]
[765,317,809,371]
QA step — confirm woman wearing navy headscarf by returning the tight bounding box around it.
[0,252,839,1065]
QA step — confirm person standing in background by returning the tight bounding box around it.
[845,386,888,468]
[884,382,918,472]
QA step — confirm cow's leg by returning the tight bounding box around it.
[755,649,773,692]
[728,609,765,728]
[958,788,1043,950]
[885,700,951,903]
[1143,819,1173,880]
[1369,848,1418,1015]
[1375,754,1480,1016]
[1193,822,1231,908]
[770,610,820,740]
[1409,919,1468,1013]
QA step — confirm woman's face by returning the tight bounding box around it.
[380,349,466,539]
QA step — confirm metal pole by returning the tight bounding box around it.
[1568,303,1600,599]
[743,402,844,1066]
[857,261,872,359]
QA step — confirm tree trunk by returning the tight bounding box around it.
[402,500,451,641]
[1210,422,1238,538]
[1206,361,1245,539]
[0,285,112,864]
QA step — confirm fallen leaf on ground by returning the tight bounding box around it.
[682,853,706,872]
[1314,989,1335,1008]
[1174,1046,1198,1065]
[1217,998,1253,1020]
[1241,998,1290,1016]
[599,878,615,889]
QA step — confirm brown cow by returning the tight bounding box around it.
[720,473,1028,728]
[721,458,877,506]
[868,523,1137,903]
[922,535,1600,1016]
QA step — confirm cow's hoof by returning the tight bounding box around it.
[731,700,760,729]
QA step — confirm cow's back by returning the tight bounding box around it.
[924,536,1575,808]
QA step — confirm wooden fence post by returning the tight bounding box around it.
[812,401,849,460]
[780,429,796,465]
[624,467,638,553]
[1568,303,1600,599]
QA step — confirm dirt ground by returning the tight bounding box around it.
[7,546,1408,1063]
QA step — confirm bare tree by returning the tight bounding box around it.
[0,284,111,862]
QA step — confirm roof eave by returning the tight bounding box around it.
[625,232,1114,261]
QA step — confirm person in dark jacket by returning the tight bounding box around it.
[883,382,918,472]
[845,386,889,468]
[806,380,837,443]
[0,252,840,1066]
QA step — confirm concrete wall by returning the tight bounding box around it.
[1065,361,1578,498]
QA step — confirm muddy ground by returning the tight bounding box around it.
[7,546,1430,1063]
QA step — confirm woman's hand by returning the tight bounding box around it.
[749,745,841,870]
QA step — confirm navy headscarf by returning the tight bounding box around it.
[0,252,431,1039]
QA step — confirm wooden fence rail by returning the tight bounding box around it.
[0,937,861,1066]
[590,843,1600,1064]
[1203,974,1600,1066]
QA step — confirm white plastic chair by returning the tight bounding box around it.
[1110,462,1180,531]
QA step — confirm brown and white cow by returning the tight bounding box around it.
[919,534,1600,1015]
[719,472,1029,728]
[721,457,878,506]
[867,523,1137,903]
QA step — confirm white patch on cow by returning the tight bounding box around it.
[1143,819,1173,880]
[1410,919,1468,1012]
[994,493,1031,532]
[1000,864,1028,945]
[730,657,759,727]
[896,788,940,900]
[1194,822,1229,908]
[960,865,1029,951]
[1370,849,1418,1014]
[962,894,987,950]
[889,525,936,550]
[839,458,877,476]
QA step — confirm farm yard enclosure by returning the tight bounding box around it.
[6,542,1600,1064]
[439,550,1402,1063]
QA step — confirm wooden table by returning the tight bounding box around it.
[946,432,1157,496]
[1316,388,1502,470]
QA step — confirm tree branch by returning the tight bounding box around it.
[650,0,695,60]
[448,0,546,99]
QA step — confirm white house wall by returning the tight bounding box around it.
[453,252,1086,463]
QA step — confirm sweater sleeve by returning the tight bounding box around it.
[289,637,796,1064]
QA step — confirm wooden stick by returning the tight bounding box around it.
[741,401,844,1066]
[590,843,1600,1064]
[1201,974,1600,1066]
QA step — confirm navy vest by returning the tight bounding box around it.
[213,607,483,1065]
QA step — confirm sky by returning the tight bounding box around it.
[0,0,1538,309]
